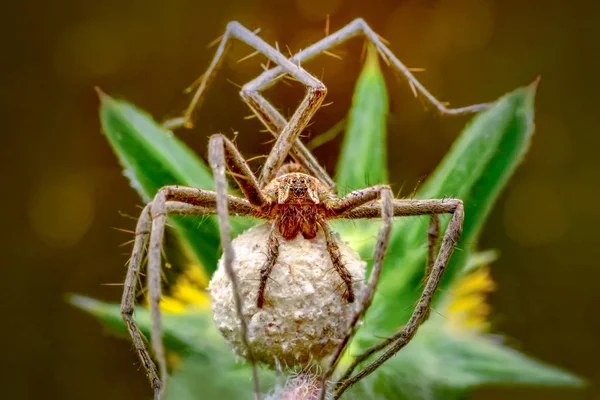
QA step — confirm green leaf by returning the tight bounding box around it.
[97,90,254,275]
[369,81,539,332]
[69,294,277,398]
[414,79,538,246]
[69,294,220,355]
[167,353,276,400]
[97,89,215,202]
[335,45,389,195]
[344,318,584,400]
[81,78,585,400]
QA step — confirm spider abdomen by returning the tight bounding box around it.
[276,203,320,240]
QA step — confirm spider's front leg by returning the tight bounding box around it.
[208,133,274,399]
[120,186,254,399]
[163,21,332,188]
[248,18,491,116]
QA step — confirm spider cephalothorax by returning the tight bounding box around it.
[258,171,356,306]
[120,19,485,400]
[263,172,332,240]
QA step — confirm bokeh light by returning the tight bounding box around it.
[28,171,95,249]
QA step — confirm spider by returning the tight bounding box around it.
[120,19,489,400]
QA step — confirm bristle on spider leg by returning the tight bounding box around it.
[377,33,390,45]
[408,80,418,98]
[323,50,343,60]
[375,45,391,66]
[237,50,260,64]
[226,78,243,89]
[206,33,224,49]
[184,72,206,93]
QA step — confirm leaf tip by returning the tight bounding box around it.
[524,75,541,101]
[67,293,104,315]
[531,74,542,90]
[539,365,589,388]
[94,86,110,102]
[520,78,539,126]
[95,87,121,115]
[364,44,382,75]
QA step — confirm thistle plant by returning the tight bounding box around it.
[70,50,584,399]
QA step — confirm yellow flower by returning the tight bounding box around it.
[446,263,496,333]
[157,264,211,313]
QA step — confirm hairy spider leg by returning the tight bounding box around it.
[318,186,394,398]
[332,198,464,399]
[162,21,333,189]
[120,187,256,399]
[209,135,265,399]
[256,225,279,308]
[246,18,491,116]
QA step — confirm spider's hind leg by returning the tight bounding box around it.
[334,198,465,397]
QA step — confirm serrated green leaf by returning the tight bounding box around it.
[369,82,538,332]
[98,90,254,275]
[442,333,585,388]
[335,45,388,195]
[413,79,538,246]
[70,294,277,398]
[344,318,584,400]
[69,294,220,355]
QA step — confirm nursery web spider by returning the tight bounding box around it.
[120,19,487,400]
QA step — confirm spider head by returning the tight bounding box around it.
[265,172,329,205]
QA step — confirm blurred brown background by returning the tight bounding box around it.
[3,0,599,399]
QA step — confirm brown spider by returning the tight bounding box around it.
[119,20,488,400]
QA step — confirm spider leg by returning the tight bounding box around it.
[247,18,491,116]
[318,219,357,304]
[209,135,262,399]
[334,198,462,219]
[337,215,440,382]
[162,21,328,188]
[120,204,160,396]
[325,212,440,384]
[326,184,392,217]
[209,133,268,207]
[426,214,441,278]
[334,198,464,398]
[256,224,279,308]
[239,83,337,191]
[240,84,335,190]
[120,187,256,399]
[318,186,394,400]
